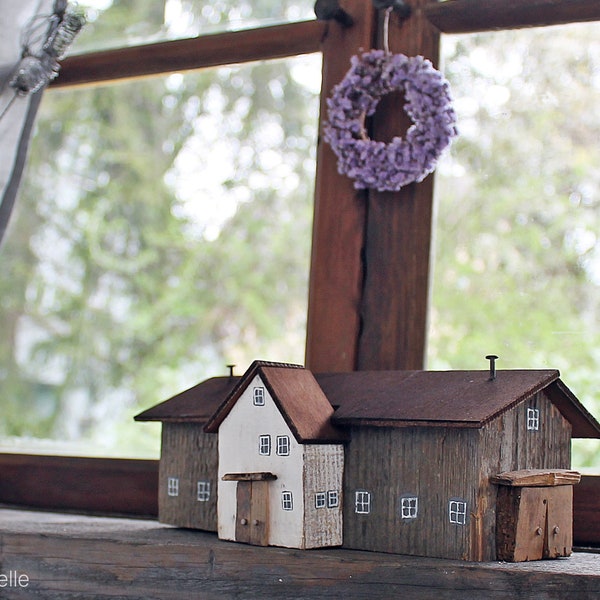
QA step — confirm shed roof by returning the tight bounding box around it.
[204,361,347,444]
[134,376,239,423]
[135,365,600,439]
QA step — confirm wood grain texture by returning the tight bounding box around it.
[305,0,376,372]
[492,470,581,487]
[158,424,217,530]
[0,453,157,517]
[357,0,440,371]
[424,0,600,34]
[1,509,599,599]
[53,20,327,87]
[573,475,600,547]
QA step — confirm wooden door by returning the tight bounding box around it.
[235,480,269,546]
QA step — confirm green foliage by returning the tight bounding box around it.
[0,6,598,467]
[431,25,600,467]
[0,1,317,454]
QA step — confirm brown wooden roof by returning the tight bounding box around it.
[319,369,600,437]
[135,366,600,439]
[204,361,348,444]
[134,376,239,423]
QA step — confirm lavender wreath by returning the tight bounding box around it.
[324,49,457,191]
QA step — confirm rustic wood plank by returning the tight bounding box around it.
[222,472,278,481]
[159,424,217,530]
[492,469,582,487]
[357,0,440,370]
[1,509,599,599]
[573,474,600,547]
[305,1,376,372]
[0,453,157,517]
[424,0,600,34]
[53,20,327,88]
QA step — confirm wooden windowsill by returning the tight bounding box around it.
[1,509,598,598]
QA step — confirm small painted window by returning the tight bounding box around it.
[253,386,265,406]
[167,477,179,497]
[281,491,294,511]
[276,435,290,456]
[448,499,468,525]
[258,434,271,455]
[315,491,326,509]
[327,490,340,508]
[527,407,540,431]
[400,495,418,519]
[355,490,371,514]
[197,481,211,502]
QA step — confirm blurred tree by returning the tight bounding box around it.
[431,24,600,465]
[0,0,318,454]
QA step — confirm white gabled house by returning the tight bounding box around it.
[204,361,347,549]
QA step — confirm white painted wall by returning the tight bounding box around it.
[217,375,305,547]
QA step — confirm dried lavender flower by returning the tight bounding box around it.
[324,50,458,192]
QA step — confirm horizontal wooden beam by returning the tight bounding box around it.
[424,0,600,34]
[53,20,327,87]
[0,453,598,548]
[2,509,599,598]
[0,453,158,517]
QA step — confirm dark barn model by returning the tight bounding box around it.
[136,360,600,561]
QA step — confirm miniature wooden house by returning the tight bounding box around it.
[135,360,600,561]
[203,362,347,549]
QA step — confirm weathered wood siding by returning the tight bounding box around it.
[342,392,572,561]
[477,390,572,560]
[303,444,344,548]
[342,426,481,560]
[158,423,218,531]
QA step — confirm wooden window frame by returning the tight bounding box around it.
[327,490,340,508]
[197,480,211,502]
[448,499,468,525]
[400,495,419,520]
[276,435,291,456]
[355,490,372,514]
[258,435,271,456]
[315,491,327,509]
[1,0,599,548]
[281,490,294,511]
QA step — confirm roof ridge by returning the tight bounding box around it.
[251,359,305,370]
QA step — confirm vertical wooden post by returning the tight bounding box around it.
[357,1,441,370]
[305,1,377,373]
[306,1,440,372]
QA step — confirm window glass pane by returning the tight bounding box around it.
[0,53,321,457]
[431,23,600,468]
[73,0,316,54]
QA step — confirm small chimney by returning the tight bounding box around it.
[226,364,236,377]
[485,355,499,380]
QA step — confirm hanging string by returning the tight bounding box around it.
[383,6,393,54]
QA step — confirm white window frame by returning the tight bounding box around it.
[197,480,211,502]
[400,495,418,520]
[315,491,326,509]
[355,490,371,514]
[327,490,339,508]
[448,499,468,525]
[253,386,265,406]
[276,435,290,456]
[258,434,271,456]
[281,491,294,511]
[167,477,179,497]
[527,407,540,431]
